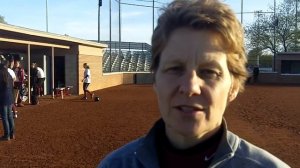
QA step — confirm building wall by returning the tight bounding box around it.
[78,45,104,95]
[276,53,300,73]
[78,55,102,95]
[277,53,300,60]
[100,73,135,90]
[77,65,137,95]
[28,49,151,93]
[257,72,300,84]
[97,73,153,90]
[135,73,154,84]
[123,73,136,84]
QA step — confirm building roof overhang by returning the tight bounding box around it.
[0,23,107,52]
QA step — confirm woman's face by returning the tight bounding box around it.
[153,28,239,143]
[14,61,20,68]
[9,61,14,69]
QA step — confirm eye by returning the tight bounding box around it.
[197,69,222,80]
[165,66,184,74]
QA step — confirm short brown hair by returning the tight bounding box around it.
[151,0,248,92]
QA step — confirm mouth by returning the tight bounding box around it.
[175,105,205,114]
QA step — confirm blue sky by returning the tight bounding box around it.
[0,0,280,44]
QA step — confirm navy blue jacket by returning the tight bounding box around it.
[0,73,14,106]
[98,119,290,168]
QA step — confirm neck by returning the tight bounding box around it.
[165,125,221,149]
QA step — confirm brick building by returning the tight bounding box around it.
[0,23,143,102]
[258,52,300,84]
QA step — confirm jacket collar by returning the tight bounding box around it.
[135,119,163,168]
[136,118,239,168]
[209,119,239,167]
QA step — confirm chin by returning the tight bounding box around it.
[180,130,202,138]
[174,122,206,137]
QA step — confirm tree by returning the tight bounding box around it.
[259,55,273,68]
[276,0,299,52]
[247,48,263,66]
[247,47,273,68]
[246,0,300,54]
[0,15,7,24]
[246,11,276,54]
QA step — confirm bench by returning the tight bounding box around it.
[55,86,73,99]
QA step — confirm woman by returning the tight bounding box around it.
[13,60,25,107]
[0,61,15,141]
[98,0,289,167]
[81,63,94,100]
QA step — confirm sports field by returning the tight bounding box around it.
[0,84,299,167]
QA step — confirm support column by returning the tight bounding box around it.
[27,44,31,104]
[51,47,55,98]
[43,55,47,95]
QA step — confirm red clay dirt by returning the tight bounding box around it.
[0,84,299,168]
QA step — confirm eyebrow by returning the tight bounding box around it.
[161,54,224,70]
[162,59,184,67]
[198,60,223,70]
[171,59,184,64]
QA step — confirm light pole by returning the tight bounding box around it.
[46,0,48,32]
[296,0,298,30]
[98,0,102,43]
[153,0,155,32]
[119,0,121,71]
[255,10,263,67]
[296,0,299,50]
[273,0,276,72]
[109,0,112,72]
[241,0,243,24]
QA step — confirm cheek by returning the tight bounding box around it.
[154,74,178,105]
[155,78,173,99]
[211,84,231,110]
[204,79,230,100]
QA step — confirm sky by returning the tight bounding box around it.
[0,0,281,44]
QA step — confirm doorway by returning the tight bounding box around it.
[54,56,65,88]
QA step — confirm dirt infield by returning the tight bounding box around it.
[0,84,299,167]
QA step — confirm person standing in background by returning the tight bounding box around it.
[13,60,25,107]
[0,61,15,141]
[31,63,45,97]
[252,65,260,83]
[36,64,45,96]
[7,57,18,118]
[81,63,94,100]
[7,57,16,82]
[30,62,40,105]
[30,62,38,96]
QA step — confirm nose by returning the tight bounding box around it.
[178,70,201,97]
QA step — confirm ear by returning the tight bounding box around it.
[228,79,239,102]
